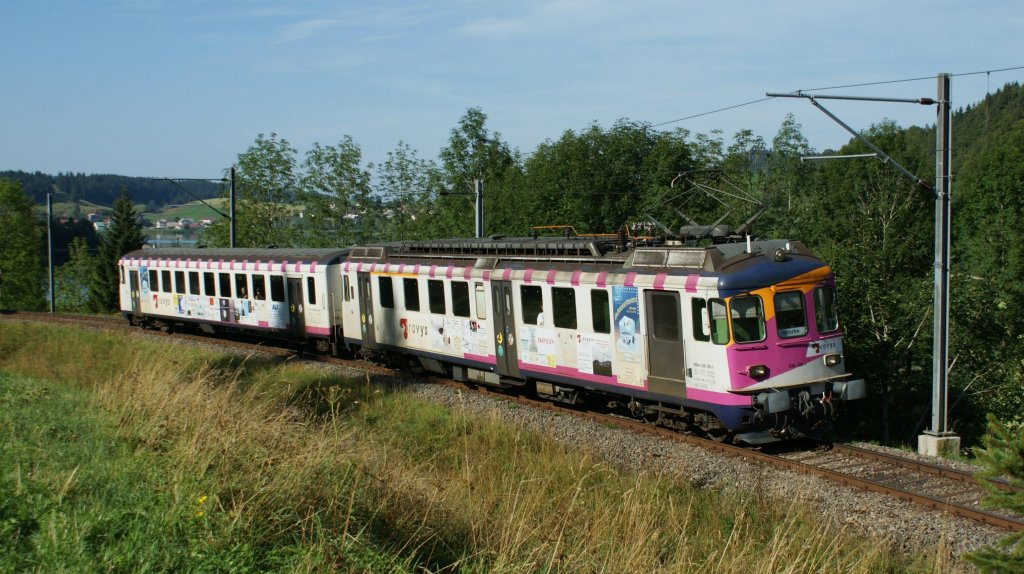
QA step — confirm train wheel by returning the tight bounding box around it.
[643,408,663,426]
[707,429,735,444]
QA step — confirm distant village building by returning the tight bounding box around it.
[155,219,169,229]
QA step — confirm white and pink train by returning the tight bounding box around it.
[119,237,865,443]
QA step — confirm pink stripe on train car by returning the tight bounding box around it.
[596,271,608,288]
[684,274,700,293]
[483,270,491,281]
[462,353,496,365]
[502,268,512,281]
[524,269,534,284]
[653,273,667,290]
[429,265,437,278]
[570,270,582,286]
[624,272,637,287]
[546,269,557,285]
[445,265,454,279]
[310,261,317,273]
[463,266,472,280]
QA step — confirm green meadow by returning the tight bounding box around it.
[0,322,941,573]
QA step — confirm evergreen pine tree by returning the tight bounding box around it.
[89,188,145,312]
[0,178,45,310]
[967,415,1024,572]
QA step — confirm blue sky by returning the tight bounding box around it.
[2,0,1022,179]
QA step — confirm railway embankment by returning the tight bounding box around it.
[0,318,991,572]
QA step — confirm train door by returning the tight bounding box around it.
[356,272,377,350]
[129,270,141,315]
[491,280,520,378]
[287,277,305,338]
[644,290,686,399]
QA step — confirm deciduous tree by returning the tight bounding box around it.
[204,133,300,247]
[299,136,373,247]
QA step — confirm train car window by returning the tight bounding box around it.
[730,296,766,343]
[219,273,231,298]
[161,270,172,293]
[813,286,839,333]
[650,292,680,341]
[474,282,487,320]
[203,272,216,297]
[452,281,470,317]
[307,277,317,305]
[709,299,729,345]
[775,291,808,338]
[379,276,394,309]
[253,275,266,301]
[428,279,446,314]
[691,298,710,342]
[343,275,350,302]
[403,278,419,311]
[149,270,159,293]
[188,272,200,295]
[174,271,186,294]
[520,285,543,325]
[120,266,125,284]
[235,274,248,298]
[591,290,610,334]
[552,287,577,329]
[270,275,284,302]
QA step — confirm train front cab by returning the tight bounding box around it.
[709,276,867,441]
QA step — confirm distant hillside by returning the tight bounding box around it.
[0,171,223,210]
[900,81,1024,171]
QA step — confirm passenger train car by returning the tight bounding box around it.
[118,248,349,354]
[119,237,865,443]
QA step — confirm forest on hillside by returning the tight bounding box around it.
[0,170,222,211]
[3,82,1024,449]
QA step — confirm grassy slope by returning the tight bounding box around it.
[0,321,941,573]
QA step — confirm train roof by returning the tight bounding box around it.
[349,236,821,273]
[121,247,350,265]
[348,237,830,293]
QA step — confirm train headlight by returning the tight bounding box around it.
[748,364,768,378]
[823,353,842,367]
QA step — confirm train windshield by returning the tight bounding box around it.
[774,291,808,338]
[814,286,840,333]
[730,295,765,343]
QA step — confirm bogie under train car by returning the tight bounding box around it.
[119,237,865,443]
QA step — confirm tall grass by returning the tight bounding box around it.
[0,322,942,572]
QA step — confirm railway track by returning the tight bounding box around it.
[4,311,1022,533]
